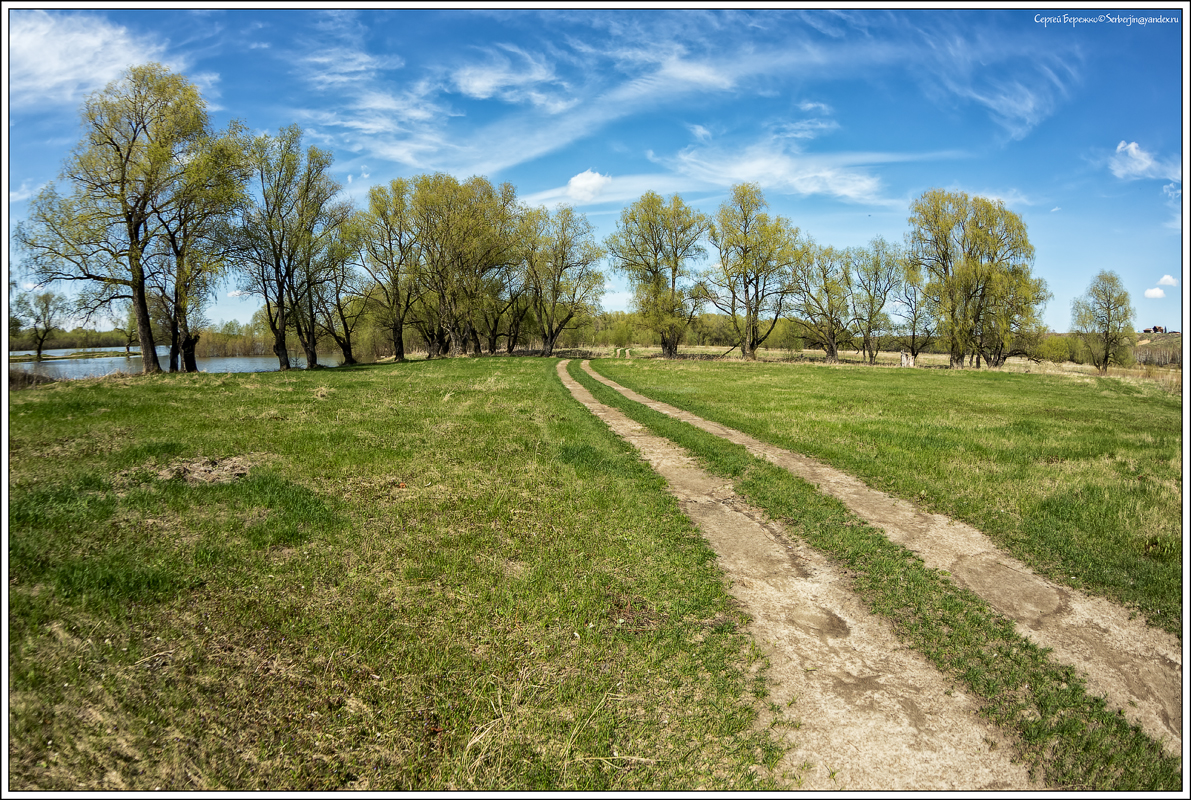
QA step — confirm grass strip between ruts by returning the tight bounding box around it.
[568,359,1181,791]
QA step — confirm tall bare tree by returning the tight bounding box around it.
[846,236,900,365]
[788,242,852,363]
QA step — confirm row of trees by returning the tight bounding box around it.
[607,183,1052,368]
[12,63,1140,377]
[15,64,606,374]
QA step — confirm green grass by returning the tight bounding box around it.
[7,360,786,791]
[568,359,1181,790]
[588,358,1182,638]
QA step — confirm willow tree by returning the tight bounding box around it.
[788,241,852,363]
[150,122,252,372]
[906,189,1042,368]
[704,183,801,360]
[12,291,71,361]
[847,236,901,365]
[356,179,423,361]
[605,191,709,358]
[412,174,520,357]
[15,63,209,374]
[234,125,342,370]
[1072,271,1135,375]
[524,206,605,357]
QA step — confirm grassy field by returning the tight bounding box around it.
[588,358,1182,638]
[568,359,1181,790]
[7,359,789,791]
[616,345,1182,392]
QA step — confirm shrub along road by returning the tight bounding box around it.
[578,360,1181,756]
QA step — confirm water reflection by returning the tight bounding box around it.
[8,347,344,380]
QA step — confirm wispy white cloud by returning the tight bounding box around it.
[522,172,694,209]
[1144,287,1165,299]
[452,44,574,112]
[973,187,1035,207]
[1162,182,1182,230]
[668,143,885,204]
[1158,274,1177,286]
[601,290,634,313]
[8,10,175,108]
[1109,141,1181,182]
[905,15,1082,140]
[301,47,405,91]
[1051,206,1061,212]
[688,124,712,142]
[227,290,249,298]
[775,119,840,140]
[9,179,48,204]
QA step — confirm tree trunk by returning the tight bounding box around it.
[506,311,523,354]
[391,323,406,362]
[661,332,679,359]
[272,327,291,370]
[132,281,162,374]
[181,333,200,373]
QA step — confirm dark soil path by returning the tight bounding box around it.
[579,360,1182,757]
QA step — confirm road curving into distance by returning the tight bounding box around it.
[557,360,1041,790]
[578,359,1182,758]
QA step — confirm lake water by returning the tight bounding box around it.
[8,347,344,380]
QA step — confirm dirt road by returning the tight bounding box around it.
[578,360,1182,758]
[558,360,1040,790]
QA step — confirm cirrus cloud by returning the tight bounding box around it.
[8,10,175,109]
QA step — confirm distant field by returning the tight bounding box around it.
[8,360,787,791]
[615,344,1182,391]
[590,358,1183,638]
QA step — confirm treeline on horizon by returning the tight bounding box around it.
[9,311,1182,370]
[11,63,1156,375]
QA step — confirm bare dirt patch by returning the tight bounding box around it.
[580,360,1183,757]
[114,455,266,488]
[558,360,1037,790]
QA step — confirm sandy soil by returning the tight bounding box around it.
[579,360,1183,758]
[558,361,1041,790]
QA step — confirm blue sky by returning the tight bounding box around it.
[6,5,1186,334]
